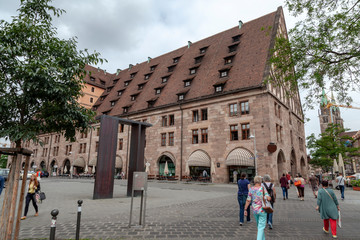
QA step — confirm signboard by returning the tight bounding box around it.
[133,172,148,191]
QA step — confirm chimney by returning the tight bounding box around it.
[97,67,100,72]
[116,69,121,75]
[188,41,192,48]
[238,20,243,29]
[129,64,133,70]
[148,57,152,63]
[103,69,107,75]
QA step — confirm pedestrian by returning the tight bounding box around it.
[0,175,5,195]
[294,174,305,201]
[202,169,208,178]
[279,173,288,200]
[336,173,345,200]
[309,173,319,198]
[233,170,238,183]
[36,168,41,182]
[244,176,271,240]
[237,172,251,226]
[286,172,291,188]
[262,174,276,229]
[316,180,340,239]
[21,174,39,220]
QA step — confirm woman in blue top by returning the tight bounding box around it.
[237,172,251,225]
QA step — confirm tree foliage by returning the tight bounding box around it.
[270,0,360,109]
[0,0,105,146]
[307,124,360,171]
[0,155,7,168]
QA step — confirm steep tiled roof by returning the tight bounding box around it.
[83,65,114,89]
[94,8,280,116]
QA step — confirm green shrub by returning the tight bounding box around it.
[350,179,360,187]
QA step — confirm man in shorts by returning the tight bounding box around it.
[308,173,319,198]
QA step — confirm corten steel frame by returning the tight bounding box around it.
[93,115,152,199]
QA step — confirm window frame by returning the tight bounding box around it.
[240,101,250,115]
[230,125,239,141]
[192,129,199,144]
[161,133,166,146]
[168,132,174,146]
[201,128,208,143]
[241,123,250,140]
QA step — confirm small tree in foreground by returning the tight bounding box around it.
[0,0,105,237]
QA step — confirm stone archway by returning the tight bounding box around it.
[300,157,306,176]
[290,149,297,177]
[277,150,286,180]
[40,160,46,170]
[63,159,71,174]
[158,152,176,176]
[50,159,58,175]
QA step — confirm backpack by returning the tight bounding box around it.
[264,183,275,203]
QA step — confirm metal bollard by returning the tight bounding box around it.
[50,209,59,240]
[76,200,83,240]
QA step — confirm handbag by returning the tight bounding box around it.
[294,180,301,187]
[262,187,273,213]
[39,191,46,201]
[335,177,343,190]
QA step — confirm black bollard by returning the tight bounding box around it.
[50,209,59,240]
[76,200,83,240]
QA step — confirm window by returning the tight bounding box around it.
[229,103,238,116]
[95,142,99,152]
[230,125,238,141]
[90,97,93,103]
[189,67,197,75]
[173,57,181,63]
[150,65,157,71]
[169,132,174,146]
[162,116,168,127]
[232,34,242,42]
[123,107,129,113]
[184,80,191,87]
[228,44,239,53]
[194,56,203,64]
[201,109,208,120]
[192,130,199,144]
[113,79,119,85]
[240,101,249,115]
[155,88,162,95]
[323,116,328,123]
[200,47,208,54]
[192,110,199,122]
[79,143,86,153]
[289,112,292,125]
[138,83,145,90]
[124,80,131,86]
[96,127,100,136]
[119,124,124,133]
[224,56,234,65]
[100,96,106,101]
[144,73,151,80]
[219,70,229,78]
[80,132,88,138]
[299,137,304,151]
[178,94,185,101]
[274,102,281,118]
[215,85,223,92]
[99,80,105,85]
[130,94,137,101]
[107,86,113,92]
[65,145,72,155]
[147,100,156,108]
[91,87,95,92]
[90,77,95,81]
[130,72,137,78]
[118,90,124,96]
[290,130,293,145]
[168,65,176,72]
[276,124,282,142]
[162,76,169,83]
[110,100,117,106]
[169,115,175,126]
[241,123,250,140]
[201,128,208,143]
[119,138,123,150]
[161,133,166,146]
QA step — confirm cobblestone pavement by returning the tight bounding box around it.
[2,178,359,239]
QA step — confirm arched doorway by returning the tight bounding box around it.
[290,150,297,178]
[30,161,35,170]
[73,157,85,174]
[300,157,306,176]
[225,148,255,183]
[50,159,58,176]
[63,159,71,174]
[277,150,286,180]
[158,153,175,176]
[22,162,25,169]
[40,160,46,170]
[187,150,211,180]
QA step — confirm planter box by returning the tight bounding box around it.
[353,186,360,191]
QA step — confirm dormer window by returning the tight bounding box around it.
[100,95,107,101]
[228,44,239,53]
[130,94,139,101]
[124,80,131,86]
[110,100,117,107]
[102,110,110,115]
[113,79,119,84]
[189,67,198,75]
[219,69,229,78]
[178,94,184,101]
[144,73,152,80]
[167,65,176,72]
[162,76,170,83]
[147,100,155,108]
[173,56,181,63]
[100,80,106,85]
[130,72,137,78]
[93,105,98,110]
[183,78,193,87]
[194,56,203,64]
[200,47,208,54]
[107,86,113,92]
[138,83,146,90]
[117,90,124,96]
[224,55,235,65]
[150,65,157,71]
[232,34,242,42]
[90,77,95,81]
[123,107,129,113]
[155,88,162,95]
[216,86,223,92]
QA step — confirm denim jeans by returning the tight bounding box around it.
[0,176,4,195]
[281,187,288,199]
[254,211,267,240]
[339,185,345,199]
[266,202,274,225]
[237,194,250,223]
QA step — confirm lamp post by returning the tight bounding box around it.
[249,130,258,176]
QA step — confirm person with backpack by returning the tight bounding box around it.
[336,173,345,200]
[262,174,276,229]
[237,172,251,226]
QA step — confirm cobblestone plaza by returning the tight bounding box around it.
[3,178,359,239]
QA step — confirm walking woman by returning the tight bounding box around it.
[237,172,251,226]
[21,174,39,220]
[279,173,288,200]
[294,174,306,201]
[262,174,276,229]
[244,176,271,240]
[316,180,340,239]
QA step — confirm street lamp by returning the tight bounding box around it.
[249,130,258,176]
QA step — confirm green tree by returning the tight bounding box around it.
[270,0,360,109]
[307,124,360,171]
[0,0,105,147]
[0,155,8,168]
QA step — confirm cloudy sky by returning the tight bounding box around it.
[0,0,359,146]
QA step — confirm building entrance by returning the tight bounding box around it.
[158,156,175,176]
[229,166,255,183]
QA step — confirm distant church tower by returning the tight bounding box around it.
[318,89,344,133]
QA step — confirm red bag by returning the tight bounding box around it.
[294,180,301,187]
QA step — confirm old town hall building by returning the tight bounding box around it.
[11,7,308,183]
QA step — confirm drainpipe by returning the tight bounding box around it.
[180,104,184,180]
[87,128,93,173]
[126,123,131,179]
[47,134,53,171]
